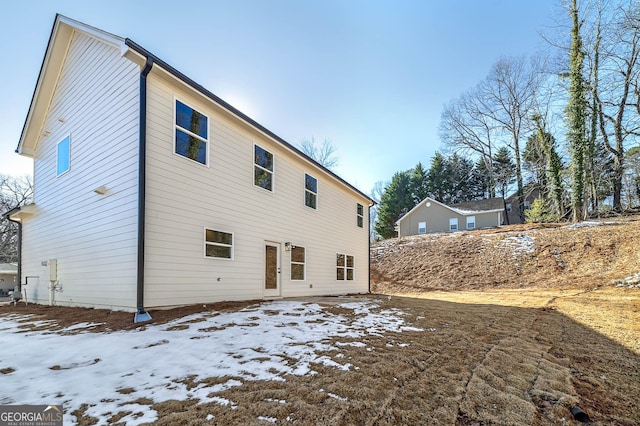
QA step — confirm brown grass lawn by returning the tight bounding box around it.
[1,216,639,425]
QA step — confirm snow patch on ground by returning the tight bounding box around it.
[562,220,613,229]
[501,235,535,256]
[0,300,421,425]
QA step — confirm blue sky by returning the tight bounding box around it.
[0,0,561,194]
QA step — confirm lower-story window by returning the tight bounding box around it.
[205,228,233,259]
[336,253,354,281]
[291,246,306,280]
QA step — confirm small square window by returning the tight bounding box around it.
[57,135,71,176]
[255,145,274,191]
[175,100,208,165]
[205,228,233,259]
[305,174,317,209]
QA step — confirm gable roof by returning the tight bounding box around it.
[396,196,505,225]
[451,197,505,212]
[17,14,374,205]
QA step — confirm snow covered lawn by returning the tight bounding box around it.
[0,299,421,425]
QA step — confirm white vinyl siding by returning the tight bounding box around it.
[21,31,140,309]
[144,75,370,307]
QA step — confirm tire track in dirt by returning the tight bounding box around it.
[455,301,579,425]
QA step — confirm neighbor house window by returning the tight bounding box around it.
[56,135,71,176]
[449,218,458,231]
[336,254,354,281]
[291,246,306,280]
[524,200,531,210]
[418,221,426,234]
[305,174,317,209]
[506,203,512,212]
[357,204,364,228]
[175,100,208,165]
[467,216,476,229]
[205,229,233,259]
[254,145,274,191]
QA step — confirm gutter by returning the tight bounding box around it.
[134,57,154,323]
[123,38,374,206]
[2,207,22,292]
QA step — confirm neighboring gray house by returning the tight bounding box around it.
[396,197,506,237]
[505,187,541,225]
[5,15,373,318]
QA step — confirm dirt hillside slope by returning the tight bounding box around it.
[371,215,640,294]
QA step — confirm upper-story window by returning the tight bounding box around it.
[175,100,208,165]
[305,174,317,209]
[56,135,71,176]
[254,145,274,191]
[357,203,364,228]
[506,203,512,212]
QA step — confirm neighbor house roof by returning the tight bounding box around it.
[0,263,18,273]
[451,197,506,213]
[16,14,374,205]
[396,196,505,225]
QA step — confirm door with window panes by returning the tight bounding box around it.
[264,242,281,297]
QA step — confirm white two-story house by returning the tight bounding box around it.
[5,15,373,321]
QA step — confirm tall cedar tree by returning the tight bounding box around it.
[566,0,588,222]
[493,147,516,197]
[374,171,413,239]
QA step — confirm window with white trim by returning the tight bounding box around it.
[254,145,274,191]
[205,229,233,259]
[449,218,458,231]
[466,216,476,229]
[57,135,71,176]
[336,254,354,281]
[175,100,208,165]
[418,221,426,234]
[304,174,317,209]
[290,246,306,280]
[357,203,364,228]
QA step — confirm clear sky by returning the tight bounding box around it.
[0,0,561,194]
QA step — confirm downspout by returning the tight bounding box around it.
[368,203,372,294]
[7,216,22,292]
[134,57,153,323]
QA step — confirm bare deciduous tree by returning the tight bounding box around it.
[299,137,339,170]
[0,174,33,263]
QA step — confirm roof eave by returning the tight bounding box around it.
[123,39,374,205]
[17,14,126,157]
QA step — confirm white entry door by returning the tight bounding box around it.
[264,242,281,297]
